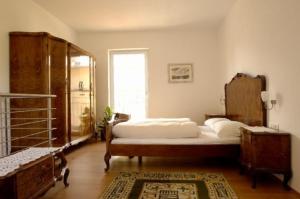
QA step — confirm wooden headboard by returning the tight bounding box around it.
[225,73,266,126]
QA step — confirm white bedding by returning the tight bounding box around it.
[112,119,199,139]
[132,118,191,123]
[111,126,240,145]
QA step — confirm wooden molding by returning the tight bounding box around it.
[225,73,266,126]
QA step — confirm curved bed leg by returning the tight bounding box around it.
[104,152,111,172]
[63,168,70,187]
[54,151,70,187]
[283,172,291,190]
[138,156,142,165]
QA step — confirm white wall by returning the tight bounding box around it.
[219,0,300,192]
[0,0,77,92]
[78,28,223,124]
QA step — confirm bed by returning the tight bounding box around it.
[104,73,266,171]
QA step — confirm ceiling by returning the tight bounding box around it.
[33,0,236,32]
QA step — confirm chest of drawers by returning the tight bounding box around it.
[240,127,291,188]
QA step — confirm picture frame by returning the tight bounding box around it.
[168,63,193,83]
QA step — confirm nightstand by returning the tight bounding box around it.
[240,127,292,188]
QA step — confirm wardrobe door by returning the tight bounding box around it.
[10,33,49,94]
[68,44,92,142]
[90,57,96,134]
[9,33,49,150]
[49,37,68,146]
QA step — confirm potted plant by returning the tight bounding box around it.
[97,106,113,141]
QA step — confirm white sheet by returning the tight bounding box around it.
[112,119,199,139]
[111,126,240,145]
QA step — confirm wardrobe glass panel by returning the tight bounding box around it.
[90,57,96,133]
[70,48,91,141]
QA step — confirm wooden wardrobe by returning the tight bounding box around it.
[9,32,96,147]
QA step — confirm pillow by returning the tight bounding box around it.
[204,117,229,129]
[212,120,247,138]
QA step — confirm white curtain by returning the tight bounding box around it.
[112,52,147,120]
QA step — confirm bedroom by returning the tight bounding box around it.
[0,0,299,198]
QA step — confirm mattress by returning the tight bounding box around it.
[112,119,199,139]
[111,126,240,145]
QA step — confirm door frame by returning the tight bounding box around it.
[108,49,149,118]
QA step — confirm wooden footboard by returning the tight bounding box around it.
[110,144,239,158]
[104,121,113,171]
[104,113,130,171]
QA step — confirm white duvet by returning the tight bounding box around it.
[112,118,199,139]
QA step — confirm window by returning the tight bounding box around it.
[109,50,148,120]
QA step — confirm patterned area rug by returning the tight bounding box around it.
[100,172,238,199]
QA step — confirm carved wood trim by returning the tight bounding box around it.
[225,73,266,126]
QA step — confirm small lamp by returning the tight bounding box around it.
[261,91,277,110]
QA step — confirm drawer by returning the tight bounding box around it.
[16,156,54,199]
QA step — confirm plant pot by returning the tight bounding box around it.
[100,128,106,141]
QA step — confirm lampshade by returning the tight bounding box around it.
[261,91,269,102]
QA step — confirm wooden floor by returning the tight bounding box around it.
[41,141,300,199]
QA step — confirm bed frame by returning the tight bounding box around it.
[104,73,266,171]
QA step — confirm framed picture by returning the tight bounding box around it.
[168,63,193,83]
